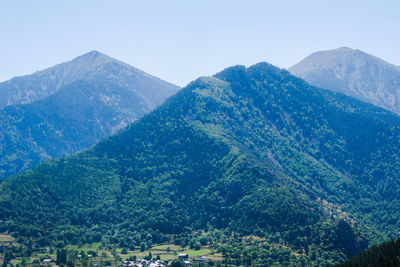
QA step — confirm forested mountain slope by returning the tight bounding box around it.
[0,51,179,180]
[1,63,400,265]
[289,47,400,114]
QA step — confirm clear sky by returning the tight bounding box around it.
[1,0,399,86]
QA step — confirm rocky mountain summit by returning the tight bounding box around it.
[290,47,400,114]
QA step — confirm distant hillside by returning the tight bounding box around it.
[336,237,400,267]
[3,62,400,265]
[289,47,400,114]
[0,51,179,180]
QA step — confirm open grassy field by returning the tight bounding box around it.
[181,248,212,257]
[0,234,14,242]
[151,244,181,250]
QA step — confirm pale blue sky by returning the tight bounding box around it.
[1,0,399,86]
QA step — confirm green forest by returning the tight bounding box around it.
[1,63,400,266]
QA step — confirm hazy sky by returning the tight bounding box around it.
[1,0,399,86]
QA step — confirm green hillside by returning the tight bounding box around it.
[1,63,400,265]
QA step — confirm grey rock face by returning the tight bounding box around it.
[0,51,178,109]
[289,47,400,114]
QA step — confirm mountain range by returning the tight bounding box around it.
[2,62,400,265]
[289,47,400,114]
[0,51,179,180]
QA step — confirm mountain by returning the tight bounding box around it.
[0,51,179,180]
[2,62,400,265]
[0,51,178,109]
[289,47,400,114]
[336,237,400,267]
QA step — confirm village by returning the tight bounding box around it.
[120,253,208,267]
[1,231,223,267]
[36,253,208,267]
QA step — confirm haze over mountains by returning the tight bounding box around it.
[289,47,400,114]
[0,51,179,180]
[2,62,400,265]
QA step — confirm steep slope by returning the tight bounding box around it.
[0,52,180,180]
[2,63,400,264]
[289,47,400,114]
[0,51,178,109]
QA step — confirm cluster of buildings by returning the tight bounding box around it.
[120,253,207,267]
[121,259,166,267]
[41,258,53,265]
[178,254,191,266]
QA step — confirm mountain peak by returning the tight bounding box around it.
[336,46,354,52]
[0,50,180,180]
[76,50,114,62]
[66,50,125,69]
[0,50,179,110]
[289,47,400,114]
[86,50,102,55]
